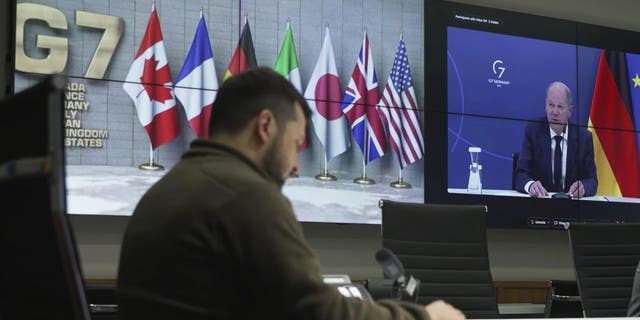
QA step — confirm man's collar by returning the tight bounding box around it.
[183,139,273,183]
[548,125,569,141]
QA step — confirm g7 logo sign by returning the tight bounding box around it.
[492,59,506,78]
[15,3,123,79]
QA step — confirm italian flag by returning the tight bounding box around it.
[274,21,306,149]
[274,22,302,92]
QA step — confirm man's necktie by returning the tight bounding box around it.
[554,135,563,192]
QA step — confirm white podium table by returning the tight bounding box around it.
[448,188,640,203]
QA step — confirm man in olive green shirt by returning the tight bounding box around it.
[117,68,465,320]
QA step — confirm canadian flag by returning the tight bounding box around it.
[123,4,179,149]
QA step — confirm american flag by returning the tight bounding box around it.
[378,37,424,168]
[341,31,386,164]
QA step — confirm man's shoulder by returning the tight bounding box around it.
[176,147,272,192]
[565,125,593,143]
[526,118,548,128]
[230,183,290,210]
[139,152,278,216]
[524,118,548,136]
[181,139,272,187]
[220,182,295,228]
[576,126,593,137]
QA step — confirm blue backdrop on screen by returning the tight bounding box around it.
[446,27,600,190]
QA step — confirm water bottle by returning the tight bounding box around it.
[467,147,482,194]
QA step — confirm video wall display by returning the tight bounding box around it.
[13,0,425,224]
[426,0,640,228]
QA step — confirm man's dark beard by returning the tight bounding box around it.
[263,134,286,188]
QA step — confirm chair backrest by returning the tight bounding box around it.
[627,260,640,317]
[568,222,640,317]
[543,280,583,318]
[380,200,499,319]
[0,76,91,320]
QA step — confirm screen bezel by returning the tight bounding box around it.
[425,0,640,228]
[5,0,15,96]
[11,0,427,224]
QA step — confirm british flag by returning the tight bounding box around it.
[378,36,424,168]
[340,31,386,164]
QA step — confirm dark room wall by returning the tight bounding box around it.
[6,0,640,281]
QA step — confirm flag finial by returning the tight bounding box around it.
[400,28,404,39]
[200,6,204,14]
[287,16,291,23]
[325,22,329,28]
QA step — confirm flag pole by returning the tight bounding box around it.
[354,25,374,186]
[390,166,411,188]
[139,145,165,171]
[315,151,337,181]
[391,45,410,189]
[354,123,375,184]
[390,29,411,189]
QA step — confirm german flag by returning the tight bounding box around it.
[223,19,257,80]
[588,50,640,197]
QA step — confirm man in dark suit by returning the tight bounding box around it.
[515,82,597,197]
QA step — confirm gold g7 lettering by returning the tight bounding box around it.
[15,3,123,79]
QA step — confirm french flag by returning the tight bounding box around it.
[175,13,218,138]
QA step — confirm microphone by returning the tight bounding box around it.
[375,248,405,280]
[375,248,420,301]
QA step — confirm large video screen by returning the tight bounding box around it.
[426,0,640,228]
[12,0,426,224]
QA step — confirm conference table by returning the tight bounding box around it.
[494,318,631,320]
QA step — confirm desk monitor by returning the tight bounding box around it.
[426,0,640,228]
[12,0,427,225]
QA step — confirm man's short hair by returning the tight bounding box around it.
[546,81,573,106]
[209,67,311,136]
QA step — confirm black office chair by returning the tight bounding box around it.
[568,222,640,317]
[543,280,583,317]
[0,76,92,319]
[86,283,118,319]
[379,200,499,318]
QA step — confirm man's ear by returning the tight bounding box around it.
[256,109,276,144]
